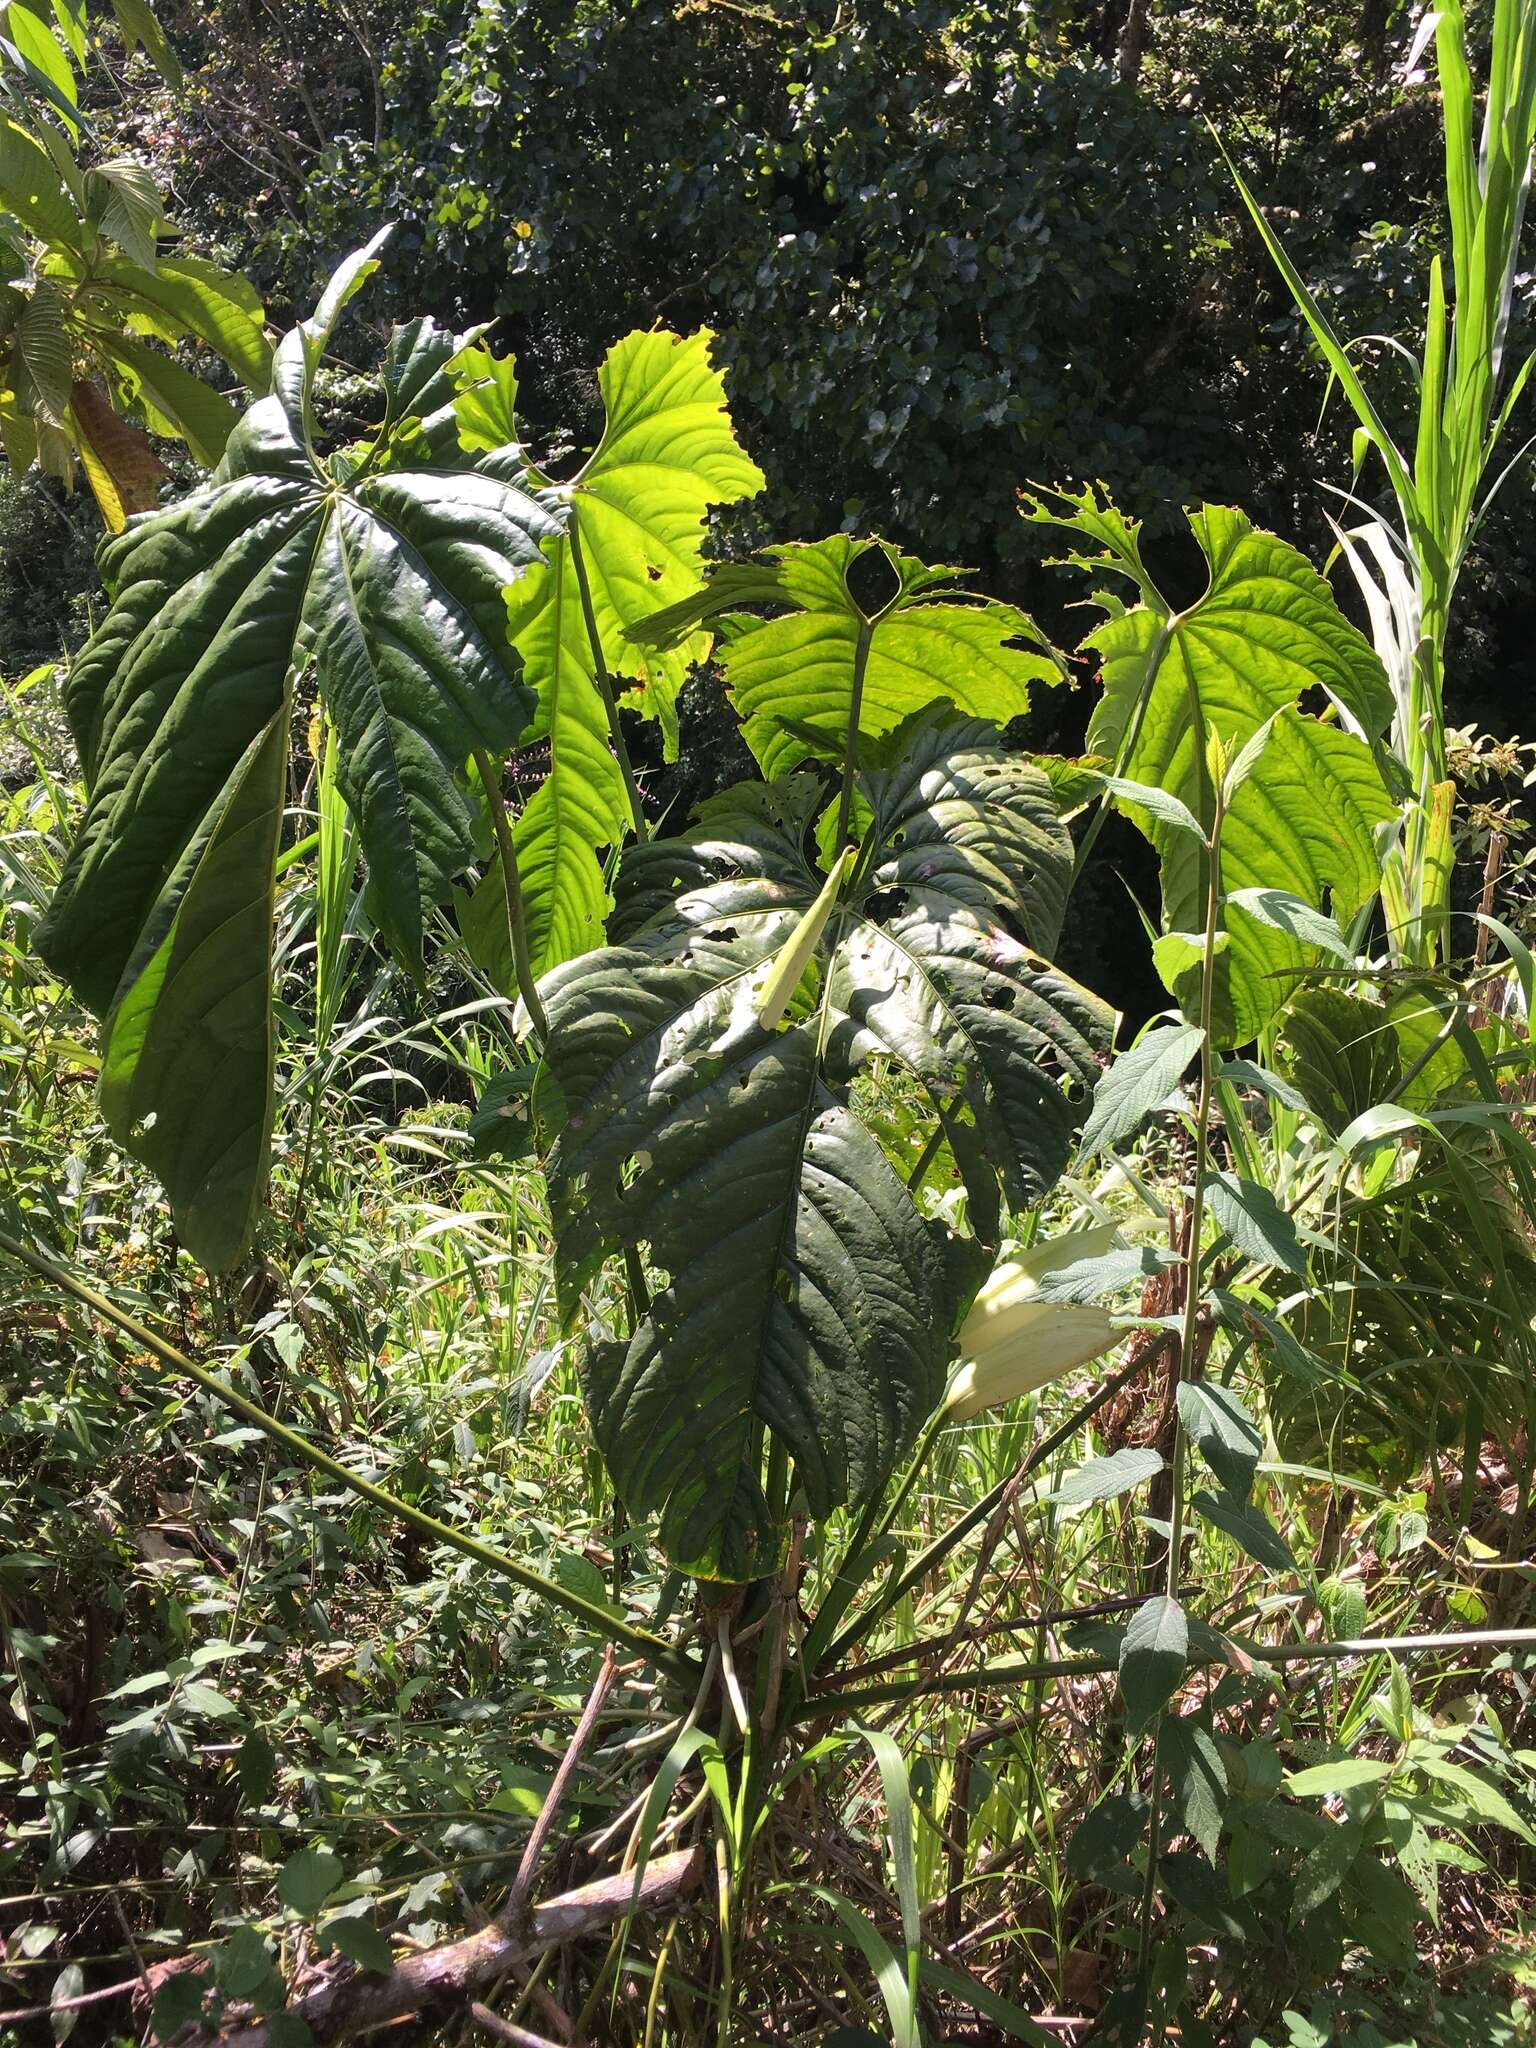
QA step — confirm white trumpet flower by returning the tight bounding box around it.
[944,1221,1125,1422]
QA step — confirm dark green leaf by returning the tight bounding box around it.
[1157,1851,1248,1939]
[1208,1172,1307,1277]
[217,1925,277,2000]
[1292,1818,1365,1917]
[150,1971,208,2042]
[1176,1380,1263,1500]
[1190,1489,1298,1572]
[1119,1594,1187,1731]
[1160,1714,1229,1860]
[323,1913,393,1976]
[95,708,284,1270]
[38,255,557,1267]
[535,717,1110,1575]
[1065,1791,1145,1889]
[469,1067,539,1163]
[276,1847,343,1918]
[238,1728,277,1805]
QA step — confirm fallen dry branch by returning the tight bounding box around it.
[184,1846,707,2048]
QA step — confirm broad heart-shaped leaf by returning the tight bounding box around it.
[632,535,1060,782]
[37,287,558,1267]
[1027,492,1396,1043]
[466,328,764,982]
[535,715,1111,1577]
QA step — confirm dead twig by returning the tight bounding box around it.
[505,1646,620,1929]
[469,2001,565,2048]
[183,1845,705,2048]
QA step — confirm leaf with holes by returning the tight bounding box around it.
[38,243,558,1267]
[633,533,1060,793]
[531,713,1111,1576]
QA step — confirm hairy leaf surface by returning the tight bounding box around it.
[535,714,1111,1576]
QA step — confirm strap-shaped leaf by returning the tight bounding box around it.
[38,264,558,1265]
[469,328,763,980]
[634,535,1059,781]
[1027,490,1396,1041]
[536,714,1111,1577]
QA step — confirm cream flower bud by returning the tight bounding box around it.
[945,1222,1125,1422]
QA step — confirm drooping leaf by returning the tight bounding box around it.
[1175,1380,1262,1501]
[107,0,181,83]
[98,330,235,465]
[96,705,285,1270]
[1190,1489,1298,1573]
[1207,1171,1307,1276]
[634,534,1060,783]
[38,254,558,1266]
[464,328,763,982]
[1160,1714,1229,1861]
[1028,490,1396,1041]
[15,278,71,425]
[68,374,166,530]
[83,249,273,391]
[1119,1594,1188,1731]
[91,159,160,269]
[533,715,1110,1576]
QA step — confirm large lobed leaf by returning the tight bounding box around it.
[632,534,1061,782]
[38,250,559,1266]
[1025,490,1396,1042]
[534,713,1112,1577]
[464,328,765,981]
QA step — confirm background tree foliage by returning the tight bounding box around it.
[4,0,1533,1001]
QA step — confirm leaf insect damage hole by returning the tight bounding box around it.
[861,885,909,925]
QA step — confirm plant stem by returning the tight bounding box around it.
[473,748,551,1046]
[816,1344,1157,1674]
[794,1625,1536,1718]
[0,1230,699,1686]
[1136,771,1225,1990]
[568,515,648,842]
[832,619,875,852]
